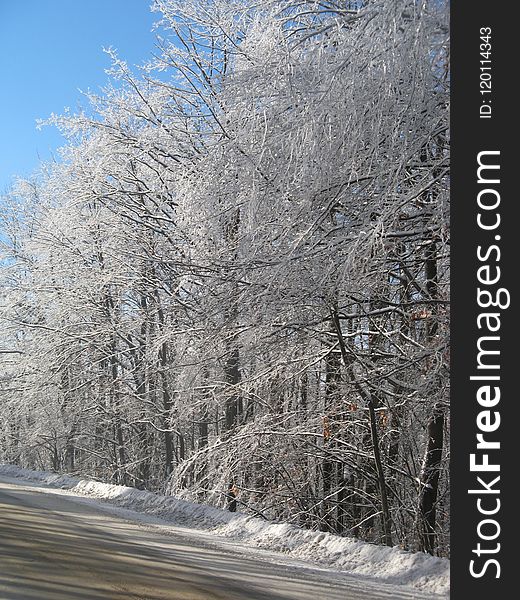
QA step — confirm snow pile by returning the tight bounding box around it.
[214,517,449,594]
[0,464,449,597]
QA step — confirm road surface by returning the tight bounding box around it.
[0,477,437,600]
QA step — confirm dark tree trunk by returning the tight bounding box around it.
[156,297,175,478]
[224,345,242,431]
[417,236,445,554]
[368,399,393,547]
[417,402,444,553]
[226,482,238,512]
[322,341,341,532]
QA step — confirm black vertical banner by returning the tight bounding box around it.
[451,2,514,598]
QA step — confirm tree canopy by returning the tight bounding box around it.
[0,0,449,556]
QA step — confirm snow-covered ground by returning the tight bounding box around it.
[0,464,449,597]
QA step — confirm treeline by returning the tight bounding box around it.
[0,1,449,555]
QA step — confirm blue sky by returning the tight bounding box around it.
[0,0,159,192]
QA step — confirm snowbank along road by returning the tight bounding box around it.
[0,477,438,600]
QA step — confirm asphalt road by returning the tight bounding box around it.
[0,478,437,600]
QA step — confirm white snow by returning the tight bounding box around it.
[0,464,449,597]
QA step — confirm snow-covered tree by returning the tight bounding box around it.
[0,0,449,555]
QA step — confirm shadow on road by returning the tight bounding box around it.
[0,485,359,600]
[0,480,437,600]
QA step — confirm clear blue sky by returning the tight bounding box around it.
[0,0,159,192]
